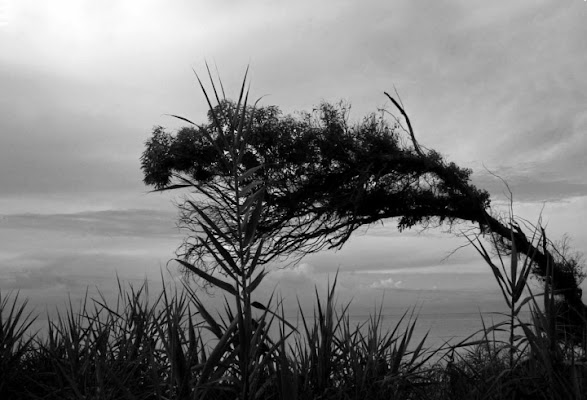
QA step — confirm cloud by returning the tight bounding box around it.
[268,263,315,284]
[1,248,173,286]
[0,249,176,319]
[473,169,587,203]
[1,209,180,238]
[370,277,403,289]
[366,264,487,275]
[0,208,183,304]
[300,228,486,275]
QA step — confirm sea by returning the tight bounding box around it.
[14,280,535,367]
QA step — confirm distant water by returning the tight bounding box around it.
[19,287,534,366]
[345,310,531,347]
[270,308,533,361]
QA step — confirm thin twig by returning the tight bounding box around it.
[384,92,424,157]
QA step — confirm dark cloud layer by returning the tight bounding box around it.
[2,209,180,238]
[0,208,183,311]
[472,167,587,203]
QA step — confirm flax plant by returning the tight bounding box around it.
[165,66,286,399]
[0,291,37,397]
[465,212,587,399]
[465,214,539,369]
[287,276,437,399]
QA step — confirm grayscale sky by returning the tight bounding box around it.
[1,0,586,316]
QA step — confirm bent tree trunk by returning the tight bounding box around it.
[481,210,584,314]
[383,91,584,316]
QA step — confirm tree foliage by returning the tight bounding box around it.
[143,100,490,256]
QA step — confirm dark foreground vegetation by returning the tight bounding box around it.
[3,70,585,399]
[2,261,587,400]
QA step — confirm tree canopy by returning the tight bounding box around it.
[141,94,585,316]
[143,100,491,250]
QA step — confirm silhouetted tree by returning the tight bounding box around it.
[141,92,585,318]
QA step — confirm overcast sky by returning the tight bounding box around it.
[1,0,586,320]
